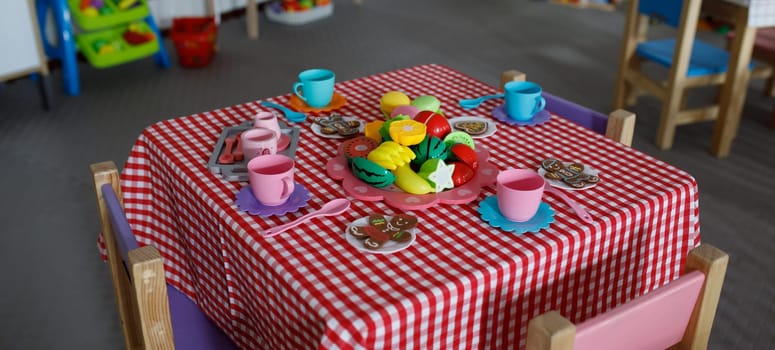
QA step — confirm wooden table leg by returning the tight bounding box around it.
[711,8,755,158]
[247,0,259,39]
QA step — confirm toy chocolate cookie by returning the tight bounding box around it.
[348,214,418,250]
[453,120,487,135]
[540,158,600,189]
[314,114,362,137]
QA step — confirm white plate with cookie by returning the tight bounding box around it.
[311,116,365,139]
[537,158,600,191]
[345,214,417,254]
[448,116,497,138]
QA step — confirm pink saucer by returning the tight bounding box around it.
[277,133,291,151]
[492,105,550,126]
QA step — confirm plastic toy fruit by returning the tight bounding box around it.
[413,111,451,139]
[364,121,384,143]
[388,120,427,147]
[443,131,476,150]
[411,95,441,113]
[411,135,448,168]
[342,136,379,160]
[390,105,420,119]
[351,157,396,188]
[417,159,455,193]
[448,143,478,171]
[378,115,407,142]
[450,161,475,187]
[380,91,411,118]
[393,164,433,194]
[367,141,415,170]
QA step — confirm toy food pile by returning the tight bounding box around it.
[122,22,154,45]
[79,0,141,17]
[279,0,331,12]
[341,91,480,195]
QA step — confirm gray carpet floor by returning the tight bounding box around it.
[1,0,773,348]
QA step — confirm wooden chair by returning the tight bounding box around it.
[525,244,728,350]
[503,70,637,147]
[91,161,238,350]
[611,0,762,149]
[728,27,775,128]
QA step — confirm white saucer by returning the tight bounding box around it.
[345,216,417,254]
[311,116,365,139]
[447,116,497,138]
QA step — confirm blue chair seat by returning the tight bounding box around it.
[168,286,238,349]
[636,38,748,77]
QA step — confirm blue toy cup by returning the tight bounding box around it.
[504,81,546,121]
[293,69,335,108]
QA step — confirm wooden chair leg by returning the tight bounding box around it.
[607,109,637,147]
[247,0,259,39]
[656,86,684,150]
[526,311,576,350]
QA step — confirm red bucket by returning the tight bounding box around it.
[170,17,217,68]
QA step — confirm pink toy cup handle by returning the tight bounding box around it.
[280,177,294,202]
[293,82,307,103]
[533,96,546,115]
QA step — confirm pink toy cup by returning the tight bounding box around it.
[253,111,282,138]
[241,127,277,160]
[496,169,546,222]
[247,154,295,206]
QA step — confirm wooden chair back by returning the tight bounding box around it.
[525,244,729,350]
[612,0,736,150]
[502,70,636,146]
[92,161,175,349]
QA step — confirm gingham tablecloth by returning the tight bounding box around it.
[119,64,700,349]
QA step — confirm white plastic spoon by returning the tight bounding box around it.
[262,198,351,238]
[544,180,593,223]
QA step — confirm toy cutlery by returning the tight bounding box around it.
[544,180,593,223]
[218,136,237,164]
[458,93,504,109]
[260,101,307,123]
[233,132,244,161]
[262,198,351,237]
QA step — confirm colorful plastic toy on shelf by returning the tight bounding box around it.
[35,0,169,95]
[267,0,333,25]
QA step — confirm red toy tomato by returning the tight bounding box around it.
[449,143,478,171]
[413,111,451,139]
[450,161,475,187]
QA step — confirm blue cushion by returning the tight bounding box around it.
[635,38,748,77]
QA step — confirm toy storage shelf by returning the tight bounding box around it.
[266,3,333,26]
[36,0,169,95]
[66,0,149,30]
[75,21,159,68]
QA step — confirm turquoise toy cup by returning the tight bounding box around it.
[293,69,335,108]
[504,81,546,121]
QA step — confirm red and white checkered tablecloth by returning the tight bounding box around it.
[118,64,700,349]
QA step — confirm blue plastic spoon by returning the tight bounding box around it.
[458,93,504,109]
[260,101,307,122]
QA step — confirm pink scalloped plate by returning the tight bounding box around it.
[326,145,498,210]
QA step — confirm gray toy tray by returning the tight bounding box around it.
[208,121,300,182]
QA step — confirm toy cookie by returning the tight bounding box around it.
[348,214,418,250]
[540,158,600,189]
[314,114,362,137]
[453,120,487,135]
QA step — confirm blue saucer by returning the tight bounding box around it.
[478,195,555,234]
